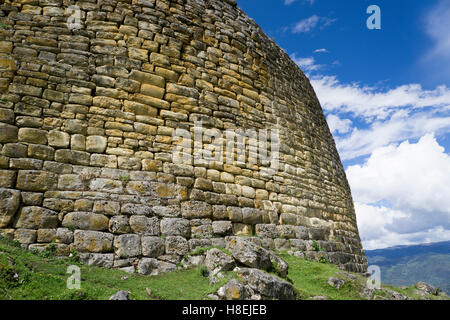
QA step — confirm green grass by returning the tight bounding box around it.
[0,236,448,300]
[279,253,366,300]
[0,237,228,300]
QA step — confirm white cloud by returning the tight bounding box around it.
[347,134,450,249]
[311,75,450,119]
[425,0,450,63]
[326,114,352,134]
[314,48,328,53]
[336,112,450,160]
[308,75,450,160]
[356,203,450,250]
[290,54,322,72]
[292,15,335,33]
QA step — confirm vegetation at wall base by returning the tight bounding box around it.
[0,236,447,300]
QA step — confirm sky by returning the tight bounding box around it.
[236,0,450,250]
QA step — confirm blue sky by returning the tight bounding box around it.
[236,0,450,249]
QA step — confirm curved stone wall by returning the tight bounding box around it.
[0,0,367,273]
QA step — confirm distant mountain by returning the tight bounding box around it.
[365,241,450,294]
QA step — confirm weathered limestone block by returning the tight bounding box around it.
[73,230,114,253]
[0,123,18,143]
[14,229,37,244]
[71,134,86,151]
[137,258,177,276]
[14,206,58,229]
[93,201,120,216]
[165,236,189,256]
[62,212,109,231]
[21,192,43,206]
[79,253,114,268]
[37,229,57,243]
[0,170,17,188]
[242,208,263,225]
[255,224,277,238]
[86,136,108,153]
[181,201,212,219]
[2,143,28,158]
[160,218,190,237]
[226,237,272,271]
[212,221,232,236]
[18,128,47,145]
[141,236,165,258]
[56,228,74,244]
[114,234,141,258]
[204,248,235,272]
[108,215,131,234]
[129,216,160,235]
[232,223,252,236]
[236,268,296,300]
[122,203,153,216]
[90,178,123,193]
[217,279,252,300]
[16,170,57,191]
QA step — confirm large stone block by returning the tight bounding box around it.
[109,215,131,234]
[129,216,159,235]
[0,123,18,143]
[48,130,70,148]
[165,236,189,256]
[114,234,141,258]
[73,230,114,253]
[62,212,109,231]
[18,128,47,145]
[16,170,57,192]
[0,188,21,228]
[0,170,17,188]
[86,135,108,153]
[137,258,176,276]
[160,218,190,237]
[181,201,212,219]
[14,206,58,229]
[141,236,165,258]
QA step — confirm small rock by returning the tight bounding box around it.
[339,271,357,281]
[120,266,135,274]
[109,290,130,300]
[384,289,408,300]
[207,294,219,300]
[415,282,438,296]
[327,277,345,289]
[312,296,328,300]
[361,286,376,299]
[217,279,252,300]
[204,248,235,272]
[237,268,297,300]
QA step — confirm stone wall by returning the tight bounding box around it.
[0,0,367,273]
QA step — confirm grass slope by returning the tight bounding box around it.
[0,237,447,300]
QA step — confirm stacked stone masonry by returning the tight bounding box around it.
[0,0,367,273]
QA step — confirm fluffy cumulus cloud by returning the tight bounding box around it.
[284,0,450,250]
[326,114,352,134]
[309,75,450,160]
[347,134,450,249]
[311,75,450,120]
